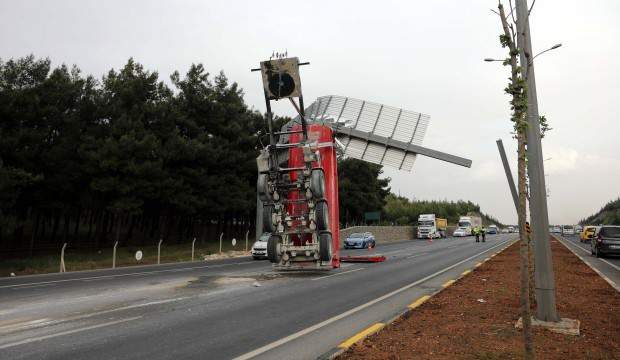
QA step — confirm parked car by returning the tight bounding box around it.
[501,228,510,233]
[591,225,620,258]
[575,225,583,233]
[580,226,596,243]
[251,232,271,259]
[453,227,470,237]
[486,225,498,234]
[344,232,376,249]
[553,226,562,234]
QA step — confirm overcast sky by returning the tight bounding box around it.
[1,0,618,225]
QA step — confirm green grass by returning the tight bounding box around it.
[1,240,251,277]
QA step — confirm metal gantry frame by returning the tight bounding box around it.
[299,95,472,170]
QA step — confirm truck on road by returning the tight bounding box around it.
[417,214,447,239]
[458,215,482,236]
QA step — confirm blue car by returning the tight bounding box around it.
[343,232,376,249]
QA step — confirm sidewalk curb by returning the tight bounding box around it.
[553,235,619,292]
[319,239,518,360]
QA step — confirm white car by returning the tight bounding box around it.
[453,227,470,237]
[251,232,271,259]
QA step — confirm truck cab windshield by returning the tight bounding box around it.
[458,221,471,227]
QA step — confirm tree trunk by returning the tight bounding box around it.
[29,211,41,257]
[518,131,534,360]
[498,3,534,358]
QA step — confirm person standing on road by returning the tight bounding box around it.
[481,227,486,242]
[474,226,481,242]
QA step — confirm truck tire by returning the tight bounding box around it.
[267,235,282,263]
[315,200,329,231]
[319,231,332,262]
[257,174,271,202]
[310,169,325,199]
[262,205,275,233]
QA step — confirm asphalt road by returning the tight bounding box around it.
[0,234,516,360]
[555,233,620,290]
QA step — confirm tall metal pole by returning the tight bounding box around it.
[515,0,559,322]
[496,139,519,214]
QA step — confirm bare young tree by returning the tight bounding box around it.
[496,2,534,358]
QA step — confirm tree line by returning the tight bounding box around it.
[0,55,506,257]
[0,55,264,255]
[580,198,620,225]
[383,194,506,227]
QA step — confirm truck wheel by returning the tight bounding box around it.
[258,174,271,202]
[263,205,275,233]
[310,169,325,199]
[319,231,332,262]
[267,235,282,263]
[315,200,329,231]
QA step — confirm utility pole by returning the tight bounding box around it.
[496,139,519,214]
[515,0,559,322]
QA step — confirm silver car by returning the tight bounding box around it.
[343,232,376,249]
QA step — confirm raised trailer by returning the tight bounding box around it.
[253,55,473,272]
[259,124,340,270]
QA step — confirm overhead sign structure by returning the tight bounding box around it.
[260,57,302,100]
[297,95,472,169]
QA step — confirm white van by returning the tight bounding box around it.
[562,225,575,235]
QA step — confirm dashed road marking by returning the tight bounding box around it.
[312,268,365,281]
[407,295,431,309]
[338,323,385,349]
[0,316,142,350]
[442,280,456,288]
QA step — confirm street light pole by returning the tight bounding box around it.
[515,0,560,322]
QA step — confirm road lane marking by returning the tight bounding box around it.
[601,259,620,272]
[232,238,515,360]
[554,236,619,292]
[0,261,256,289]
[312,268,365,281]
[0,297,187,335]
[10,283,57,290]
[0,316,141,350]
[559,236,620,271]
[442,280,456,288]
[338,323,385,349]
[407,295,431,309]
[461,270,472,276]
[475,262,482,268]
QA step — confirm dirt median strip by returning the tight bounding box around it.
[321,240,516,359]
[337,238,620,360]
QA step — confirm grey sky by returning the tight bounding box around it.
[1,0,618,225]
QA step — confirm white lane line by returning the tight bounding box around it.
[0,316,142,350]
[560,237,620,271]
[312,268,365,281]
[601,259,620,272]
[0,261,256,289]
[10,283,57,290]
[232,238,514,360]
[0,297,186,334]
[406,254,425,259]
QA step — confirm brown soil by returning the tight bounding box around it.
[339,238,620,360]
